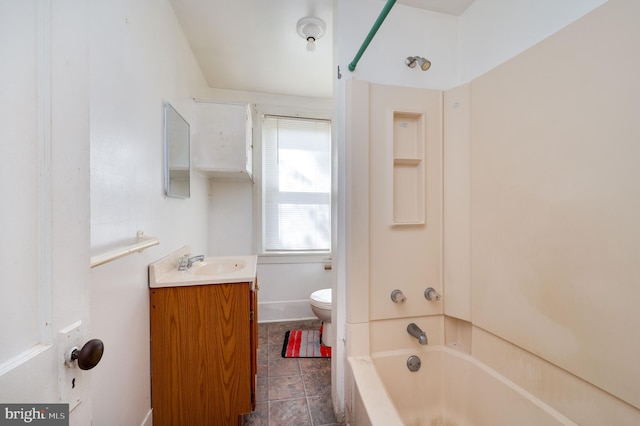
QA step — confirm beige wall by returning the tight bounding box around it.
[443,84,472,321]
[368,84,443,321]
[345,81,444,357]
[463,0,640,418]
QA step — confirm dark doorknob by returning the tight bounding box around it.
[70,339,104,370]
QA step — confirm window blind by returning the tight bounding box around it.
[262,115,331,252]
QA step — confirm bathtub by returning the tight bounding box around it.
[347,346,576,426]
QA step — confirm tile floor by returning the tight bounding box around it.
[242,319,338,426]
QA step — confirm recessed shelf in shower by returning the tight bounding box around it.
[392,111,425,225]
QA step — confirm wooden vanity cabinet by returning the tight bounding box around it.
[150,280,258,426]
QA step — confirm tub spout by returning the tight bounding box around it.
[407,323,428,345]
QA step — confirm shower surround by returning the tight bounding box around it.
[343,1,640,423]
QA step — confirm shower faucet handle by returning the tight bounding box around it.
[391,289,407,304]
[424,287,441,302]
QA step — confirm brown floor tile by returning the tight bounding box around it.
[268,374,305,400]
[258,323,269,345]
[308,394,337,425]
[268,357,300,377]
[257,359,269,379]
[303,370,331,397]
[267,322,292,342]
[300,357,331,376]
[256,377,269,402]
[243,402,268,426]
[268,339,286,359]
[269,398,312,426]
[247,320,336,426]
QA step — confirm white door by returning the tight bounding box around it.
[0,1,93,424]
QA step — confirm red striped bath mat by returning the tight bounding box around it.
[281,329,331,358]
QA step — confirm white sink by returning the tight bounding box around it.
[192,258,247,276]
[148,246,257,288]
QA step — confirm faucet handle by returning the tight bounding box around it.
[391,289,407,304]
[424,287,441,301]
[177,254,190,269]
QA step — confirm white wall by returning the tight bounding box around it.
[337,0,459,90]
[335,0,608,89]
[458,0,608,83]
[89,0,209,425]
[208,180,254,256]
[195,87,333,322]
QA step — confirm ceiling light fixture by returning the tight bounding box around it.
[297,17,326,53]
[406,56,431,71]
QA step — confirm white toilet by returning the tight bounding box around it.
[309,288,332,347]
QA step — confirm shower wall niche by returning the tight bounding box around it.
[358,81,442,321]
[392,112,425,225]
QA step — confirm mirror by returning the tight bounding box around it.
[164,102,190,198]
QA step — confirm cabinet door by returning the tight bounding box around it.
[193,101,252,178]
[250,281,258,410]
[150,283,251,426]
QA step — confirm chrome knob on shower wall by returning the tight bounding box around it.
[391,289,407,303]
[424,287,441,302]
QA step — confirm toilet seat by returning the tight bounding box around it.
[310,288,331,310]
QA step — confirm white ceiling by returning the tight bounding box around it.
[397,0,475,15]
[168,0,475,99]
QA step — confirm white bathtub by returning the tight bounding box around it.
[347,346,577,426]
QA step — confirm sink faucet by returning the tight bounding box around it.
[178,254,205,271]
[407,323,428,345]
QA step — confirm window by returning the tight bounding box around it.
[262,115,331,253]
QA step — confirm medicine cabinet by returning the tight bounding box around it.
[192,100,253,180]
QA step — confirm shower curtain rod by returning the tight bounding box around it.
[348,0,397,72]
